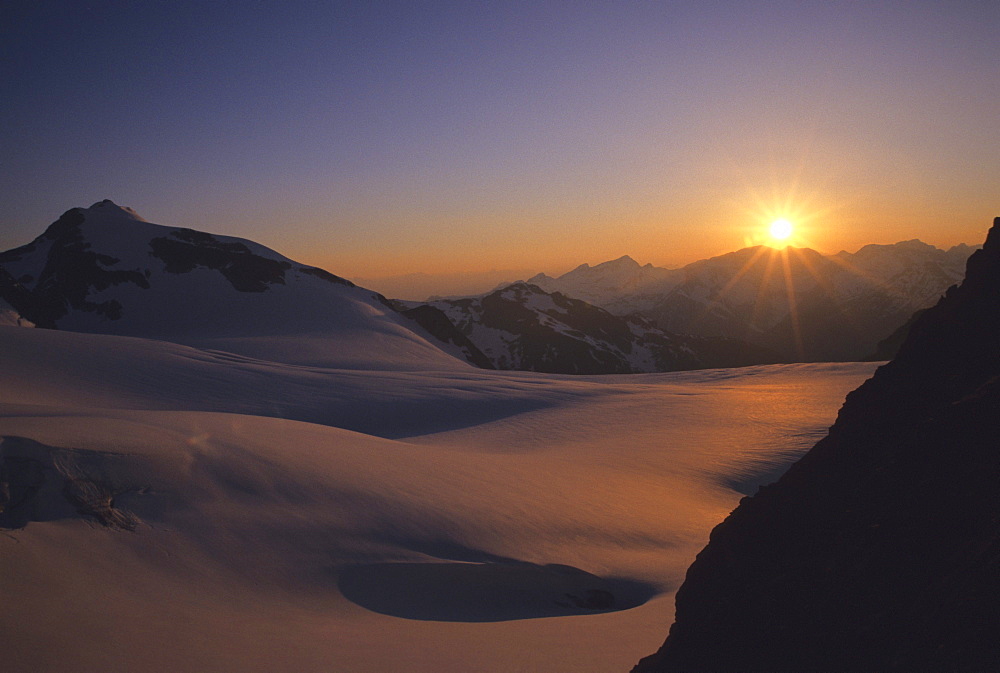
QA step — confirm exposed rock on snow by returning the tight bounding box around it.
[0,437,142,532]
[0,296,33,327]
[0,207,150,327]
[149,228,293,292]
[425,282,778,374]
[398,303,495,369]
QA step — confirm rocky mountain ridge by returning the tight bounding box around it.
[422,282,778,374]
[527,255,682,314]
[527,239,976,362]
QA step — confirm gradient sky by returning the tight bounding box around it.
[3,1,998,295]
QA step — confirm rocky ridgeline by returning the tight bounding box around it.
[531,242,975,363]
[424,282,778,374]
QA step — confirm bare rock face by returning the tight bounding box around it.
[634,218,1000,673]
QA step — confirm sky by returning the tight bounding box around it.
[3,0,999,297]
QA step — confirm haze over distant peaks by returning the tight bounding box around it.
[527,254,681,312]
[528,239,977,362]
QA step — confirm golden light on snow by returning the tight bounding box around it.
[769,219,794,241]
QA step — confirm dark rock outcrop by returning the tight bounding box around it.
[0,207,150,327]
[400,304,495,370]
[149,228,292,292]
[1,437,142,532]
[634,218,1000,672]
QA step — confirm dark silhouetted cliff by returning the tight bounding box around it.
[634,217,1000,673]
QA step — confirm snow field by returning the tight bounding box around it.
[0,325,877,672]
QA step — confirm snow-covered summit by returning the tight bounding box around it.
[527,254,682,311]
[82,199,147,222]
[0,203,475,370]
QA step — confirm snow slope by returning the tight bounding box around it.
[0,324,876,673]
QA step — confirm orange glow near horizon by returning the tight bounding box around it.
[730,180,835,254]
[279,183,989,294]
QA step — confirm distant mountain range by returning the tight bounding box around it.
[415,281,777,374]
[0,201,977,374]
[527,256,680,314]
[526,241,977,362]
[0,201,768,375]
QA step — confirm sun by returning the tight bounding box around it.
[769,218,794,241]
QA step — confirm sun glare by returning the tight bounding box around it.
[769,219,794,241]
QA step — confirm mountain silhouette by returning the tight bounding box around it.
[531,241,974,363]
[633,217,1000,671]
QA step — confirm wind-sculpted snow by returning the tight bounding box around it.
[0,321,875,673]
[0,327,608,438]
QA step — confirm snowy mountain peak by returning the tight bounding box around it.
[598,255,640,269]
[893,238,936,251]
[0,204,480,371]
[82,199,147,222]
[526,272,554,284]
[498,281,546,297]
